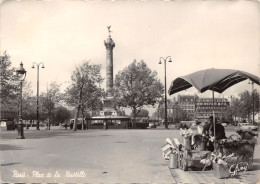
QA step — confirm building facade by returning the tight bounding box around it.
[168,95,230,122]
[195,97,230,121]
[177,95,198,118]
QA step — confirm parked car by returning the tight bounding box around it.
[240,123,258,131]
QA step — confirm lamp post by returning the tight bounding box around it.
[32,62,45,130]
[230,95,233,123]
[159,56,172,129]
[248,81,255,123]
[16,62,27,139]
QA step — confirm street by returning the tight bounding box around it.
[0,127,259,183]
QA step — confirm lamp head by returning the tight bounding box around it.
[32,64,35,69]
[16,62,26,80]
[159,60,162,64]
[168,57,172,62]
[41,64,45,69]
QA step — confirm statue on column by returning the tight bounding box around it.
[107,25,112,36]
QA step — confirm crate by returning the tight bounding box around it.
[216,139,255,171]
[213,162,229,179]
[179,150,212,171]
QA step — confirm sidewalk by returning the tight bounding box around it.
[170,168,260,184]
[169,144,260,184]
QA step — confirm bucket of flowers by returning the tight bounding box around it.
[200,152,234,178]
[211,152,235,179]
[180,128,193,150]
[193,134,208,151]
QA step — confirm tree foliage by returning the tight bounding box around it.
[41,82,62,129]
[53,106,71,125]
[20,81,35,120]
[130,109,149,117]
[226,90,260,122]
[0,51,19,106]
[0,51,35,121]
[207,90,259,123]
[65,61,104,130]
[152,99,190,123]
[116,109,126,116]
[113,60,164,127]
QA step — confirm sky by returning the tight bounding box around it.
[1,0,260,113]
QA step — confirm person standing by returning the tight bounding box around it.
[206,116,226,151]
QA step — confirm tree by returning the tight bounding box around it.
[229,97,243,121]
[65,61,104,131]
[0,51,19,107]
[238,90,260,122]
[116,109,126,116]
[20,81,35,120]
[41,82,61,129]
[224,90,260,123]
[130,109,149,117]
[113,60,164,128]
[239,90,252,121]
[0,52,35,124]
[251,90,259,121]
[53,106,71,125]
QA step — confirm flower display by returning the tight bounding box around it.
[209,136,215,142]
[193,134,208,142]
[161,138,179,160]
[211,153,235,166]
[200,158,212,166]
[200,152,235,166]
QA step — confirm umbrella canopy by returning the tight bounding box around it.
[168,68,260,151]
[168,68,260,95]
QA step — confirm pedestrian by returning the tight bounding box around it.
[206,116,226,151]
[209,116,226,140]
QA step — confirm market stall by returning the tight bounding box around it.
[164,68,260,179]
[162,128,257,178]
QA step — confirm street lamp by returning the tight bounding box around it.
[32,62,45,130]
[229,95,233,123]
[16,62,27,139]
[159,56,172,129]
[248,81,255,123]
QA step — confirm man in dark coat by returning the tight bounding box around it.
[206,116,226,151]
